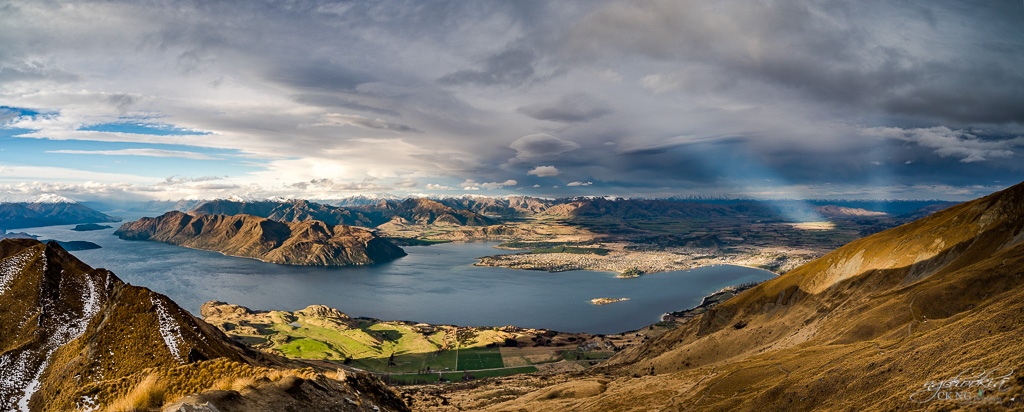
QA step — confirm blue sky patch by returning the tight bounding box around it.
[78,121,210,136]
[1,125,268,179]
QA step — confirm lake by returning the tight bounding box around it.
[17,222,776,334]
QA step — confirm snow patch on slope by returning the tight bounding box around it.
[5,265,102,411]
[0,249,32,296]
[153,296,185,363]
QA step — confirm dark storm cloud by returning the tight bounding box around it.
[438,46,538,87]
[568,0,1024,124]
[267,61,372,93]
[517,92,612,123]
[508,133,581,162]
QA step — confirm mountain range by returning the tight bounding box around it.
[0,201,118,231]
[362,198,498,227]
[114,211,407,266]
[191,198,383,227]
[186,198,497,229]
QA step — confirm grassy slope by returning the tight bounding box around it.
[0,239,406,411]
[454,182,1024,411]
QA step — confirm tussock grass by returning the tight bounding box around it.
[211,375,259,393]
[77,359,325,411]
[102,374,165,412]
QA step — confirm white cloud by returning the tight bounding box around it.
[866,127,1024,163]
[46,148,219,160]
[426,183,455,190]
[158,175,225,186]
[527,165,560,177]
[481,179,517,189]
[567,181,592,186]
[0,163,156,184]
[460,179,517,190]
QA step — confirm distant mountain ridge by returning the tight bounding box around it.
[0,201,119,230]
[433,196,557,217]
[191,198,383,227]
[76,194,947,223]
[362,198,499,227]
[185,198,497,229]
[114,212,406,266]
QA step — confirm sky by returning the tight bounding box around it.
[1,0,1023,202]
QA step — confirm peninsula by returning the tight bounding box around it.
[114,211,406,266]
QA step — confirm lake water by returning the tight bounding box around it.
[17,221,776,334]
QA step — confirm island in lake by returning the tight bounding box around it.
[591,297,630,305]
[46,240,102,251]
[71,223,112,231]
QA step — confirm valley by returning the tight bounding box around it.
[2,189,1020,411]
[4,3,1015,410]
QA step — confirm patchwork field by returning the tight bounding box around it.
[200,301,640,382]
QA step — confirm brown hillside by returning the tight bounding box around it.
[114,212,406,266]
[440,182,1024,411]
[0,238,409,411]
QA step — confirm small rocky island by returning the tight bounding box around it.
[71,223,112,231]
[617,268,644,278]
[590,297,630,305]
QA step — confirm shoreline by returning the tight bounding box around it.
[472,247,812,276]
[659,280,765,323]
[474,256,786,277]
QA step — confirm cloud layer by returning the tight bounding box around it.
[1,0,1022,201]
